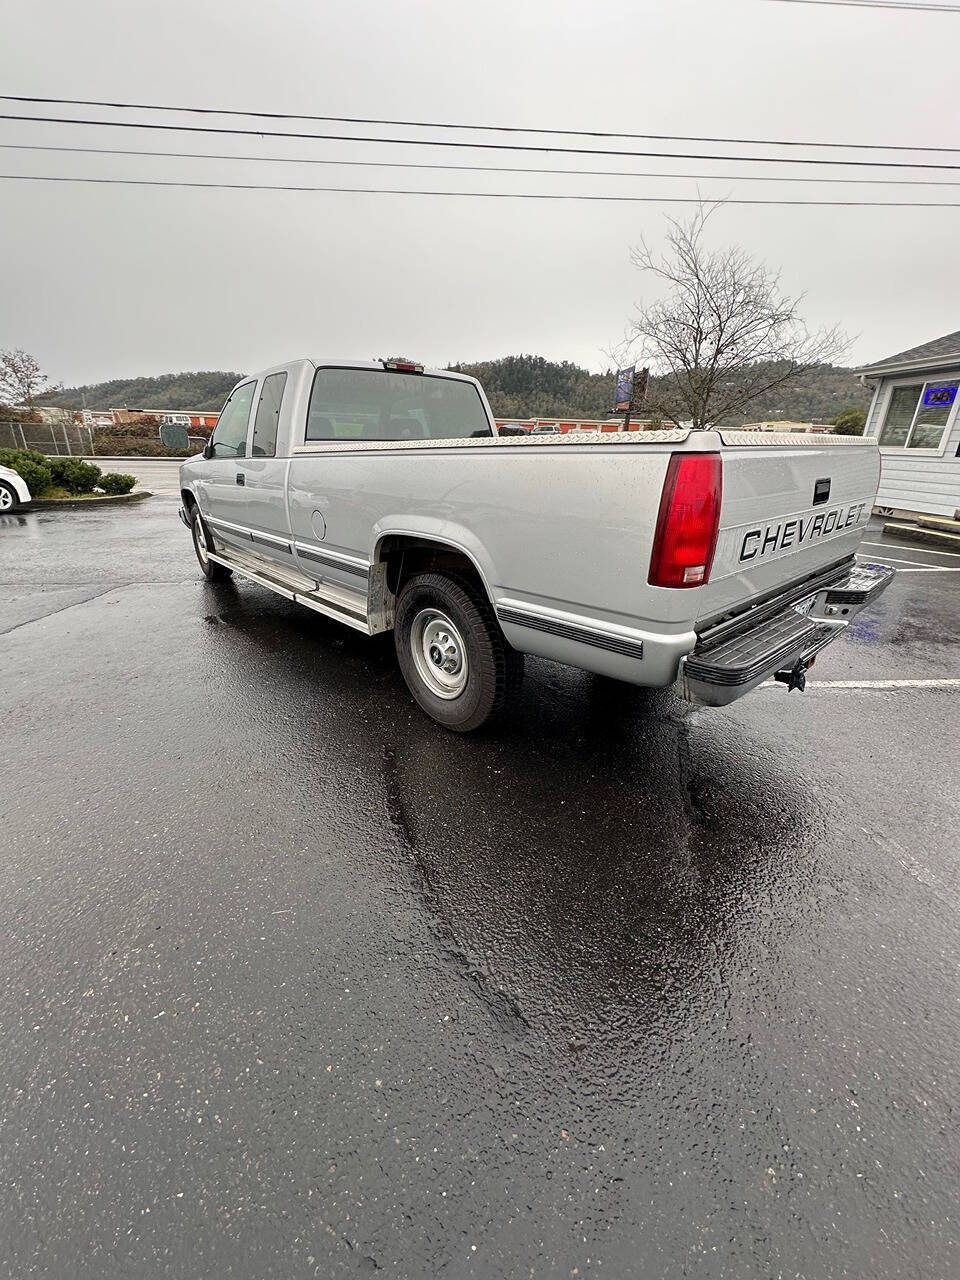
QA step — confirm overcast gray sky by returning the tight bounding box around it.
[2,0,958,386]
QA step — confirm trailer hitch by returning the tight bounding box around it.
[774,658,809,693]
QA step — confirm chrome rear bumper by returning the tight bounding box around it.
[680,561,895,707]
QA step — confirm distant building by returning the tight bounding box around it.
[80,408,219,430]
[494,417,657,434]
[855,329,960,520]
[740,421,831,434]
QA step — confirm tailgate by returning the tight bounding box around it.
[698,430,881,622]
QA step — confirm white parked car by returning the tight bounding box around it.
[0,464,31,512]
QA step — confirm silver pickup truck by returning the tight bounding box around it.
[178,358,893,731]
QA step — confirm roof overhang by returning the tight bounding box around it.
[853,351,960,380]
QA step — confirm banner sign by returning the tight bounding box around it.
[923,384,957,409]
[614,366,635,413]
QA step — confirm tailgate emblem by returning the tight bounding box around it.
[813,478,831,505]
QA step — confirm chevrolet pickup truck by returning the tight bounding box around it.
[178,358,893,731]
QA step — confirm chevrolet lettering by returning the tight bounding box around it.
[739,502,868,563]
[178,359,894,730]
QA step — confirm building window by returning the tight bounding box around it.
[878,380,958,451]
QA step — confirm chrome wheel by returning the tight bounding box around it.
[410,608,468,699]
[193,514,209,567]
[0,485,14,512]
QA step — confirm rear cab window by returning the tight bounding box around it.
[252,372,287,458]
[305,368,492,443]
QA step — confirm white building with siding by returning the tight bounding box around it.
[856,330,960,520]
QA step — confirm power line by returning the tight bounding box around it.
[767,1,960,11]
[3,172,960,206]
[6,141,960,186]
[1,92,958,154]
[4,112,960,171]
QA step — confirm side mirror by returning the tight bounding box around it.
[202,440,215,459]
[159,422,191,452]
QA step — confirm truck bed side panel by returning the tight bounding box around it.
[287,444,691,632]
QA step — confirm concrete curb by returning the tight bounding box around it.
[26,491,154,511]
[882,520,960,551]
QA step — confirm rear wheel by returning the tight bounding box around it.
[394,572,523,732]
[0,480,22,513]
[190,505,232,582]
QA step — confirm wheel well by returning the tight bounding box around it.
[181,488,197,512]
[377,536,489,602]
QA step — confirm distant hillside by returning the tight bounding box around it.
[449,355,869,425]
[448,356,615,420]
[38,370,242,412]
[730,364,871,425]
[37,357,870,424]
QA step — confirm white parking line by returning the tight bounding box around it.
[761,678,960,689]
[858,553,936,567]
[857,552,960,570]
[861,539,960,560]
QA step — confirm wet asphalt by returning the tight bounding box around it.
[1,499,959,1280]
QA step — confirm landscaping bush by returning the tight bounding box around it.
[47,456,102,494]
[0,447,53,496]
[91,433,185,457]
[98,472,137,495]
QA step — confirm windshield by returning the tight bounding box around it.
[305,368,492,442]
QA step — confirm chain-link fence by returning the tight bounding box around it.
[0,421,95,455]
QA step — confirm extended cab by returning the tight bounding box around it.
[179,359,893,731]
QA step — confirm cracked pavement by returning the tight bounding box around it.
[1,498,960,1279]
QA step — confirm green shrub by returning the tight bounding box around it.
[90,433,184,456]
[98,472,137,495]
[0,447,53,496]
[47,457,102,494]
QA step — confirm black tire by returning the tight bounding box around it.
[0,479,23,513]
[394,571,524,732]
[189,504,233,582]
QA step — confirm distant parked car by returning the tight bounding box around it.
[532,424,560,434]
[0,464,31,512]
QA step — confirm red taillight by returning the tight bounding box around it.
[648,452,722,589]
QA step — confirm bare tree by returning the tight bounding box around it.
[0,348,62,410]
[618,204,848,429]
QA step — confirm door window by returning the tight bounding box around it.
[209,381,256,458]
[251,372,287,458]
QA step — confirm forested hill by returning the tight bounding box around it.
[38,370,243,412]
[40,357,869,423]
[448,356,614,421]
[449,355,870,424]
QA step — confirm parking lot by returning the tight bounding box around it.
[2,497,959,1279]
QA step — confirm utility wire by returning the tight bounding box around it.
[3,173,960,206]
[4,112,960,170]
[767,1,960,11]
[1,92,958,154]
[6,141,960,186]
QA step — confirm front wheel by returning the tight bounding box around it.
[0,480,23,513]
[190,505,232,582]
[394,572,523,732]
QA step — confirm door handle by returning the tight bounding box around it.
[236,472,245,486]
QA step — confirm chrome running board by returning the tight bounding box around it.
[207,548,371,633]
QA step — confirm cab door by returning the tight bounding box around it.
[198,379,257,555]
[236,369,303,579]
